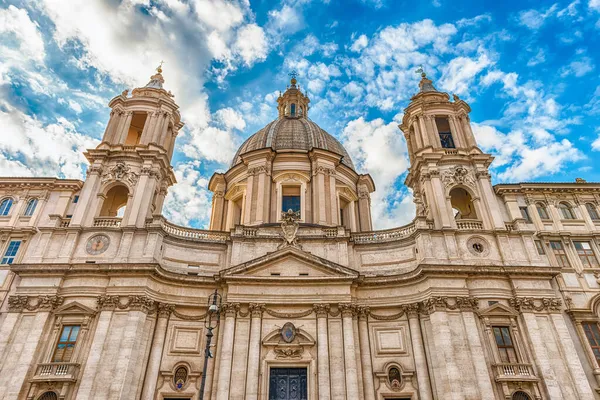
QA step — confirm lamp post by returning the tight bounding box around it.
[199,289,221,400]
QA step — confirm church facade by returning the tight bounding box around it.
[0,67,599,400]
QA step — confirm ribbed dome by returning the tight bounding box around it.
[231,117,355,169]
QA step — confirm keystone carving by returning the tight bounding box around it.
[509,297,562,313]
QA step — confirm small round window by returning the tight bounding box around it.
[174,366,188,390]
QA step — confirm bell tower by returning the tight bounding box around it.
[401,72,505,230]
[70,65,183,229]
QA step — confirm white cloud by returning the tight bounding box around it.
[267,5,304,35]
[592,134,600,151]
[517,4,559,30]
[233,23,268,66]
[0,104,98,179]
[163,161,212,227]
[0,5,45,62]
[350,34,368,52]
[341,117,411,228]
[527,49,546,67]
[439,53,492,96]
[590,0,600,11]
[560,55,595,77]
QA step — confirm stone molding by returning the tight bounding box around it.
[509,297,562,313]
[96,295,174,315]
[8,295,64,312]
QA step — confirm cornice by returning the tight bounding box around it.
[0,178,83,191]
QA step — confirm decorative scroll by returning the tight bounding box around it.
[274,347,304,359]
[96,295,174,314]
[509,297,562,313]
[8,295,64,312]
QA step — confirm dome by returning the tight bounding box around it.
[231,117,355,169]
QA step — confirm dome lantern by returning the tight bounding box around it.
[277,71,310,119]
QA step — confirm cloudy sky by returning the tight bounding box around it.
[1,0,599,230]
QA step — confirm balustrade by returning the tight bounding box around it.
[352,222,417,244]
[456,219,483,230]
[33,363,80,382]
[493,363,536,382]
[93,217,122,228]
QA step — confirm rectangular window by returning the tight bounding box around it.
[435,117,455,149]
[535,240,545,255]
[537,204,550,220]
[574,241,599,268]
[582,322,600,367]
[281,186,300,214]
[550,241,570,267]
[1,240,21,265]
[53,325,80,362]
[492,326,518,363]
[519,206,532,222]
[73,195,79,204]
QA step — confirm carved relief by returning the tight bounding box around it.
[509,297,562,313]
[442,166,475,189]
[8,295,64,312]
[279,209,301,249]
[101,162,139,187]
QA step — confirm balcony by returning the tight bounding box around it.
[93,217,122,228]
[456,219,483,230]
[493,363,538,382]
[31,362,80,383]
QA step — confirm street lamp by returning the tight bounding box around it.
[199,289,221,400]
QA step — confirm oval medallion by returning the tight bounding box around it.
[281,322,296,343]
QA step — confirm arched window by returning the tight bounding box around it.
[290,103,296,116]
[99,185,129,217]
[449,188,477,219]
[174,365,188,390]
[24,198,38,216]
[536,203,549,220]
[0,198,13,216]
[512,391,531,400]
[38,392,58,400]
[558,202,576,220]
[586,203,600,221]
[388,366,402,389]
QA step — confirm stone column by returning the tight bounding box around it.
[340,304,360,399]
[118,111,134,144]
[550,314,595,399]
[216,303,238,400]
[244,172,255,224]
[405,305,433,400]
[140,303,173,400]
[313,304,331,400]
[461,310,495,399]
[245,303,264,400]
[357,307,375,400]
[521,312,564,399]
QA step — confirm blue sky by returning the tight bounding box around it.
[1,0,599,229]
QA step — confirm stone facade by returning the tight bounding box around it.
[0,69,599,400]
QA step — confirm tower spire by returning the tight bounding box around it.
[415,66,437,93]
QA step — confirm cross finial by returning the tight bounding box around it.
[288,70,298,80]
[157,60,165,74]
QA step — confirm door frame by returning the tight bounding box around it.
[260,360,316,400]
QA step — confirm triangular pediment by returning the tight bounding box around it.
[221,246,359,279]
[477,302,519,317]
[54,301,97,316]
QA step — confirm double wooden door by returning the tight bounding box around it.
[268,368,308,400]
